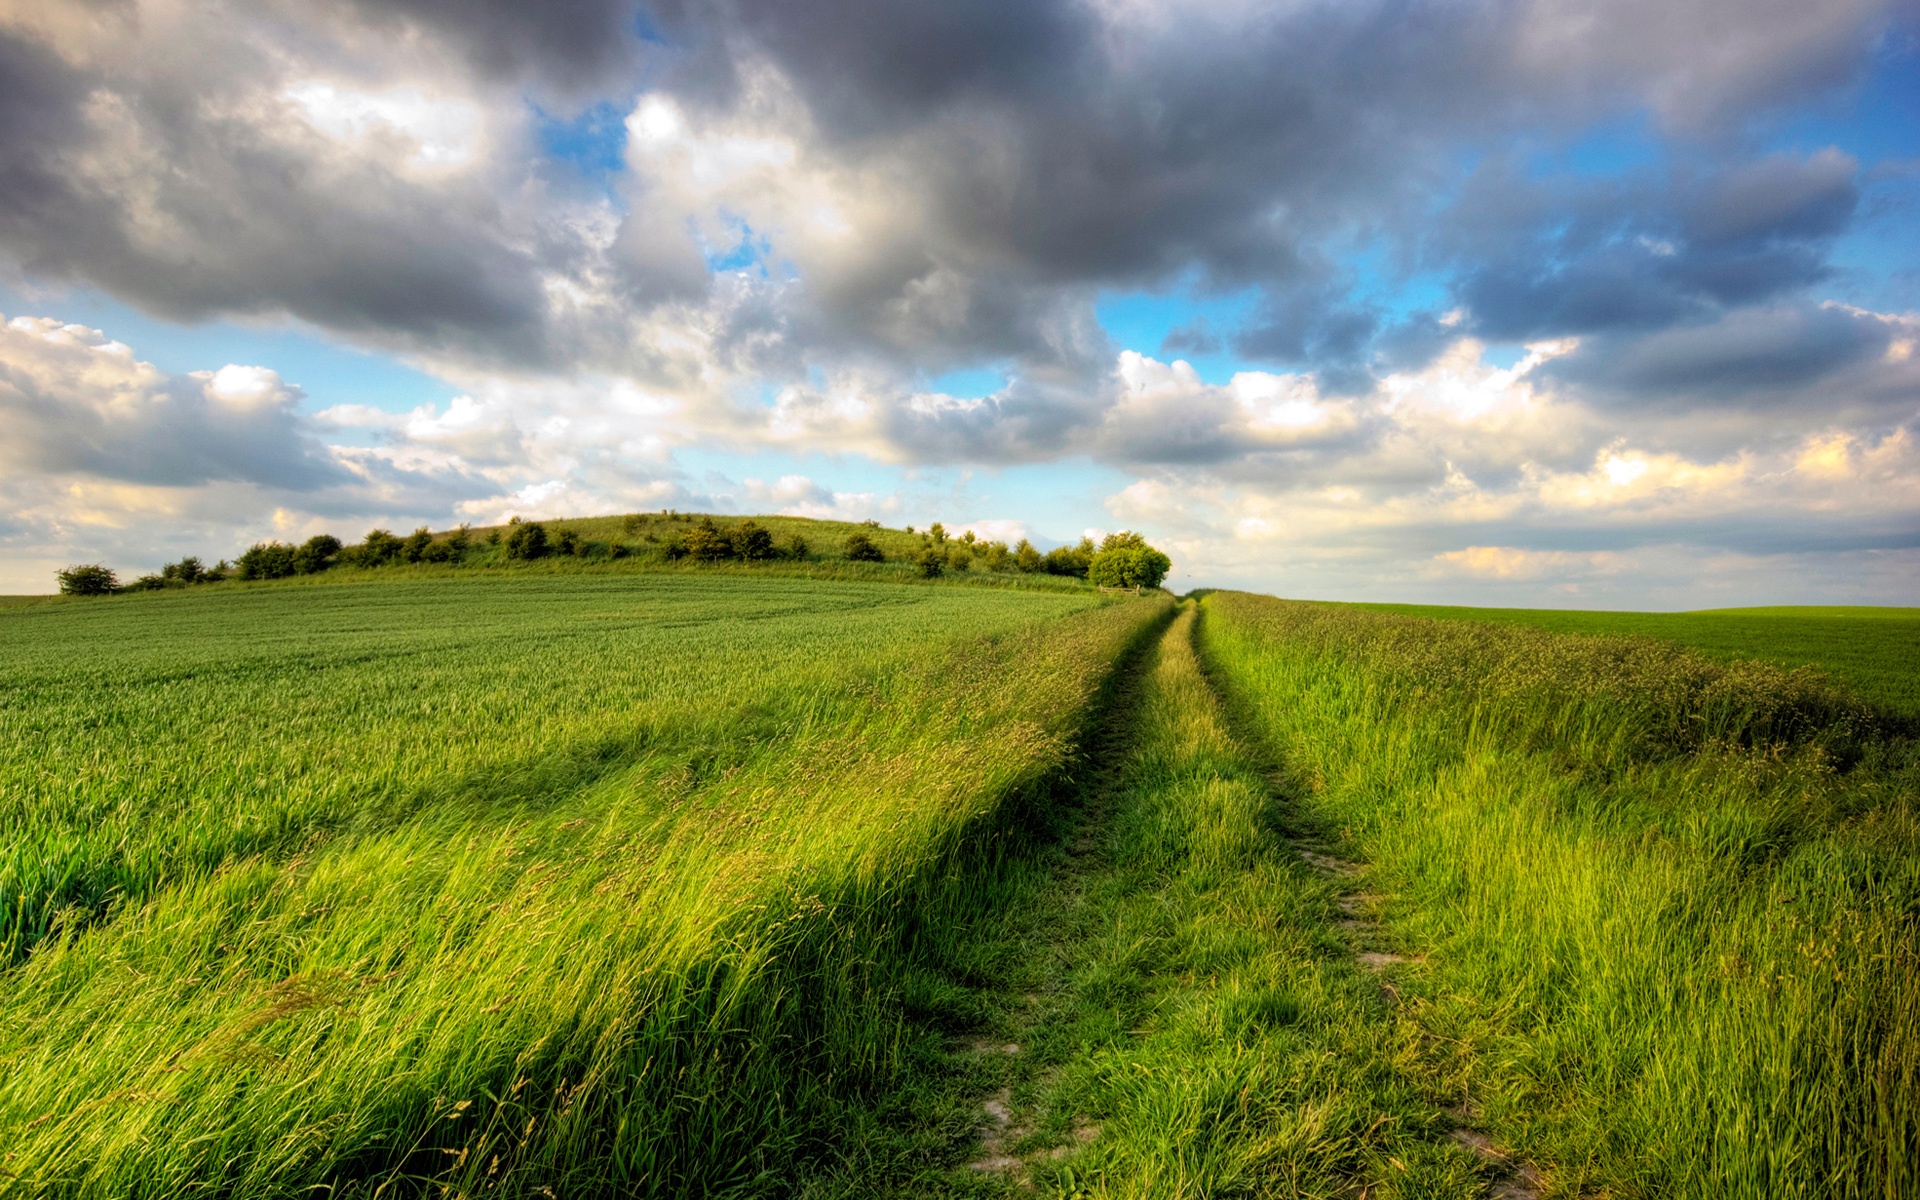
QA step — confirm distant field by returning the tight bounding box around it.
[1352,602,1920,717]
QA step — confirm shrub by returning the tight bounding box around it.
[361,529,403,566]
[844,532,885,562]
[58,564,119,595]
[447,525,471,555]
[400,527,434,564]
[735,520,776,561]
[291,536,340,575]
[916,547,946,578]
[505,522,549,560]
[1014,539,1043,573]
[236,542,298,581]
[421,538,456,564]
[980,541,1011,571]
[552,528,582,556]
[1044,537,1095,577]
[683,518,734,562]
[785,534,809,560]
[121,574,168,593]
[945,545,973,572]
[161,556,206,585]
[927,522,947,545]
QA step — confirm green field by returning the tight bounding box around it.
[3,543,1915,1198]
[1354,602,1920,718]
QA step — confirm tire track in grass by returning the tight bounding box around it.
[823,603,1507,1199]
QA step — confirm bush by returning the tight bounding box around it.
[360,529,403,566]
[945,545,972,572]
[505,522,549,560]
[552,528,582,556]
[291,536,340,575]
[785,534,809,560]
[421,538,455,564]
[122,574,168,593]
[916,547,946,578]
[735,520,776,561]
[980,541,1012,571]
[844,532,885,562]
[1044,537,1095,577]
[447,525,471,555]
[162,556,206,585]
[683,518,734,562]
[58,564,119,595]
[399,527,434,564]
[237,542,298,581]
[1014,539,1043,573]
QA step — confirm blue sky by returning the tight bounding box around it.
[0,0,1915,605]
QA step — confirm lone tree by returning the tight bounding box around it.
[1086,531,1171,590]
[57,564,118,595]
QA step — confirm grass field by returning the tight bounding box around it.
[1354,602,1920,718]
[5,559,1915,1198]
[1199,593,1919,1199]
[0,572,1168,1195]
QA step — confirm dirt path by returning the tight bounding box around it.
[806,604,1543,1199]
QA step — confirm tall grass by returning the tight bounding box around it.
[1198,593,1920,1200]
[0,575,1098,961]
[0,577,1166,1195]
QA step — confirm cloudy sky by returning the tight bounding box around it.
[2,0,1916,605]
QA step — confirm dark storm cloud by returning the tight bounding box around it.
[1446,151,1859,343]
[0,0,1911,418]
[344,0,650,92]
[1549,303,1907,406]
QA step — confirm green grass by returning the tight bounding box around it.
[0,573,1170,1195]
[1353,602,1920,718]
[1199,593,1920,1200]
[12,559,1916,1198]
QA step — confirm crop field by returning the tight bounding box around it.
[1354,602,1920,718]
[3,562,1914,1199]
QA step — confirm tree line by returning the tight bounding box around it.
[56,516,1171,594]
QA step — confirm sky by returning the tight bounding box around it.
[1,0,1917,607]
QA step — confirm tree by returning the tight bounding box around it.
[237,542,298,580]
[927,522,948,545]
[980,541,1011,571]
[291,535,340,575]
[506,521,549,560]
[1087,534,1171,589]
[57,564,118,595]
[1014,539,1043,573]
[916,547,945,578]
[844,532,885,562]
[552,527,582,556]
[683,517,733,562]
[735,520,776,561]
[945,544,973,572]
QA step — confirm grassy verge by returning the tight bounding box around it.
[1197,592,1920,1200]
[0,579,1167,1196]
